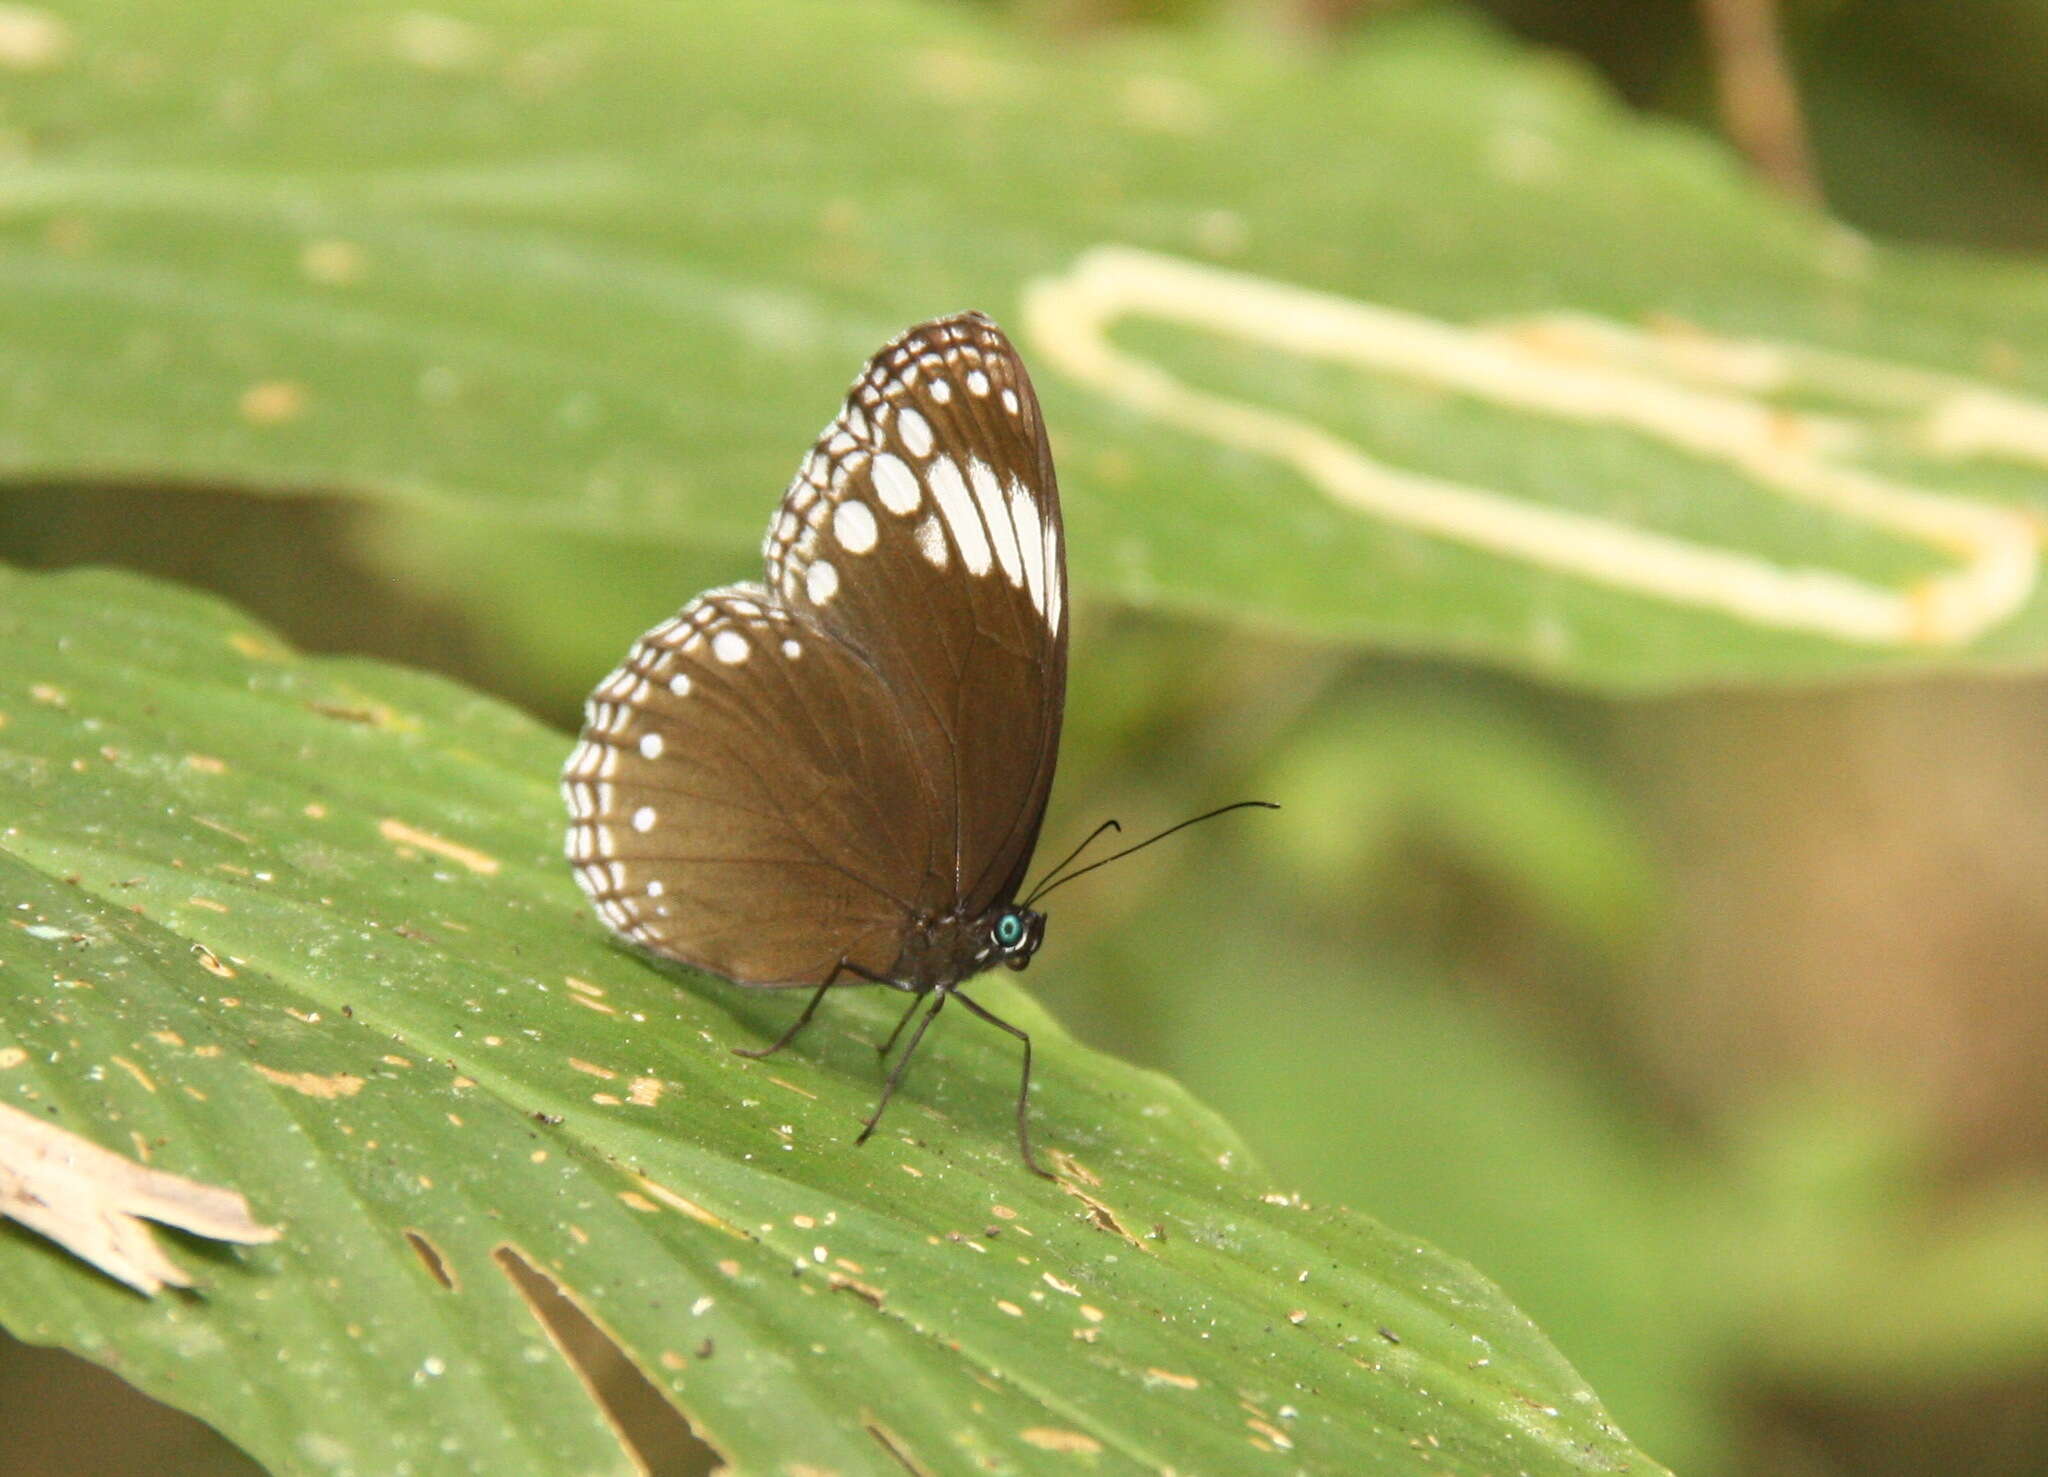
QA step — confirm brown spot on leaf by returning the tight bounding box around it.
[405,1229,456,1289]
[1058,1180,1148,1251]
[494,1244,724,1473]
[1047,1148,1100,1187]
[306,700,393,726]
[865,1419,933,1476]
[827,1271,885,1308]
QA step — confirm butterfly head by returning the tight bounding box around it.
[988,906,1045,972]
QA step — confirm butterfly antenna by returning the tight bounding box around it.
[1024,801,1278,907]
[1021,817,1122,905]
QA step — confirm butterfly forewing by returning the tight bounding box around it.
[566,312,1067,986]
[765,314,1067,918]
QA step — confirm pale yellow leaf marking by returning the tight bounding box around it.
[251,1064,365,1099]
[1019,1428,1103,1455]
[378,818,500,874]
[239,380,306,426]
[1024,246,2042,648]
[633,1176,750,1240]
[0,8,71,70]
[1247,1416,1294,1449]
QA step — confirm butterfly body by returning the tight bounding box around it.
[564,312,1067,1172]
[891,903,1046,990]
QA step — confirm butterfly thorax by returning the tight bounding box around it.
[891,904,1046,991]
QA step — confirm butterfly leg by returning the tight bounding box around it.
[952,992,1052,1180]
[732,957,889,1060]
[854,990,946,1148]
[873,991,927,1061]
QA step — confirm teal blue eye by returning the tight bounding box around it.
[995,914,1024,947]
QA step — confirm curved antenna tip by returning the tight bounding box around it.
[1024,799,1278,907]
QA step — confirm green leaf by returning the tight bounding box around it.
[0,567,1665,1475]
[7,1,2048,690]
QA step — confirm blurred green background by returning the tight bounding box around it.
[5,0,2048,1473]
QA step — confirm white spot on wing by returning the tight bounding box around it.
[632,805,657,833]
[869,453,920,515]
[833,499,878,553]
[639,732,664,760]
[896,406,934,458]
[1001,387,1020,416]
[1046,518,1063,630]
[781,638,801,658]
[916,515,948,568]
[928,379,953,404]
[926,457,991,575]
[966,368,990,396]
[713,630,749,664]
[807,559,840,604]
[1010,480,1046,615]
[669,673,692,696]
[970,458,1023,585]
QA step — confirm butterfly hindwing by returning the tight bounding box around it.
[563,585,935,986]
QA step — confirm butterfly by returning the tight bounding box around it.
[563,312,1078,1176]
[563,314,1270,1175]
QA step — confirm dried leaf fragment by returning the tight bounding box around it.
[0,1102,281,1294]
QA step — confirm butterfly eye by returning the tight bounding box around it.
[994,913,1024,949]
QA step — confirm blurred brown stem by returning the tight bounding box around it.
[1697,0,1822,206]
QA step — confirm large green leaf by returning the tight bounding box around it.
[5,0,2048,690]
[0,567,1665,1475]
